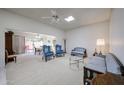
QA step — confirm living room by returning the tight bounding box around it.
[0,8,124,85]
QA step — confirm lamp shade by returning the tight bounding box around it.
[96,39,105,46]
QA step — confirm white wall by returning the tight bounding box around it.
[13,35,25,54]
[0,26,6,84]
[66,21,109,56]
[110,9,124,65]
[0,27,5,69]
[0,9,65,68]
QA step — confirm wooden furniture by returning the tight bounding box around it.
[5,49,16,63]
[92,72,124,85]
[84,53,124,85]
[5,31,14,54]
[34,47,42,55]
[5,31,15,64]
[93,48,98,56]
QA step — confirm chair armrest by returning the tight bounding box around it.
[71,49,75,51]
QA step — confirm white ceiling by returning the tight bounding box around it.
[5,8,111,31]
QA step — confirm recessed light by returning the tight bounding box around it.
[64,16,75,22]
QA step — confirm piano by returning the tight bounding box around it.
[84,53,124,85]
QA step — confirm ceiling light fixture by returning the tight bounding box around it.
[64,16,75,22]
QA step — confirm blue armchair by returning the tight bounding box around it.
[55,44,64,57]
[42,45,54,62]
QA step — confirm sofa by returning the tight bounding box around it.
[71,47,87,58]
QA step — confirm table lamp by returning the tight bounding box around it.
[96,39,105,55]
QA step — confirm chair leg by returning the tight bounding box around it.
[6,58,8,63]
[42,56,44,60]
[15,57,17,63]
[53,55,55,59]
[45,57,47,62]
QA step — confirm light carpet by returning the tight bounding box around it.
[6,54,84,85]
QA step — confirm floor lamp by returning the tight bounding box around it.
[96,39,105,55]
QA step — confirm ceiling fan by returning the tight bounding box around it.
[41,10,60,24]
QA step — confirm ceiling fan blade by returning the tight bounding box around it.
[41,17,52,19]
[51,10,57,15]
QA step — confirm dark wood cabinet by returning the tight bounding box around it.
[5,31,14,64]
